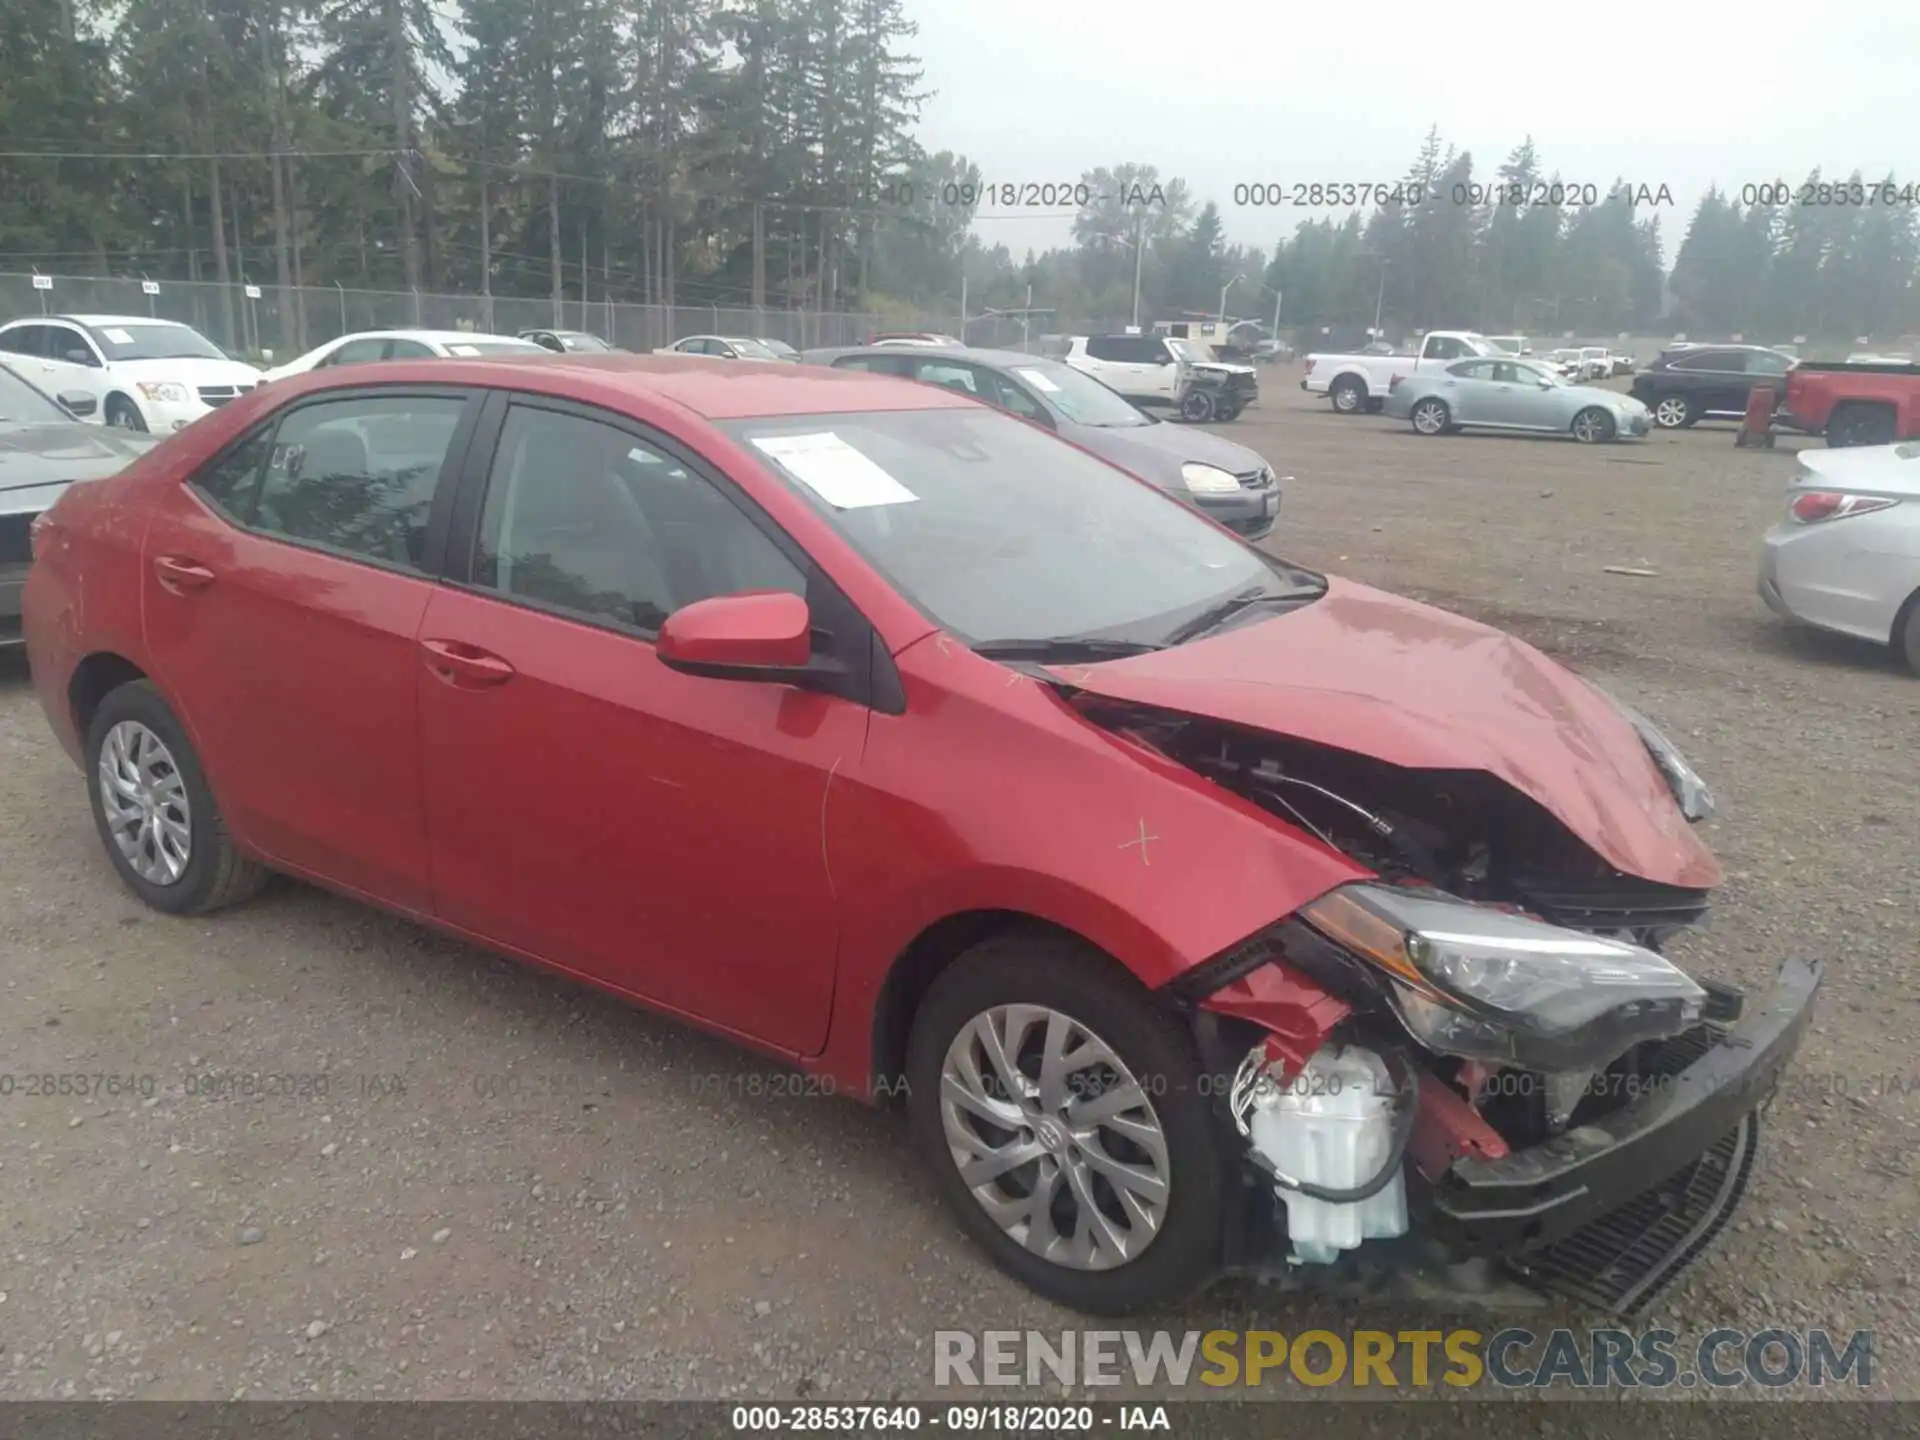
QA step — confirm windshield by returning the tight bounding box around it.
[87,322,227,362]
[1165,338,1217,363]
[1007,359,1152,428]
[724,407,1323,647]
[1515,360,1567,385]
[0,362,70,423]
[558,332,613,352]
[728,338,781,360]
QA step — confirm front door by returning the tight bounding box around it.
[415,398,864,1054]
[141,387,478,913]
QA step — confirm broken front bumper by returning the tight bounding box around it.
[1428,957,1820,1311]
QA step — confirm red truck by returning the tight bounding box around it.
[1780,359,1920,447]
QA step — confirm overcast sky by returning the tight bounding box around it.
[904,0,1920,262]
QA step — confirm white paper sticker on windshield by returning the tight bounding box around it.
[447,343,481,357]
[751,432,918,509]
[103,327,136,345]
[1014,367,1061,393]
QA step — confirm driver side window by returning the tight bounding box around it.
[47,326,100,367]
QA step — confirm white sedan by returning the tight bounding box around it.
[260,329,547,384]
[652,335,789,360]
[1760,441,1920,671]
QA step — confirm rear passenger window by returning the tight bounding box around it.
[191,429,276,517]
[250,396,467,570]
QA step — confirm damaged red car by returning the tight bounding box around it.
[22,354,1818,1318]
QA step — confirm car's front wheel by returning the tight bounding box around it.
[85,680,269,915]
[1571,407,1616,443]
[1179,389,1215,423]
[906,934,1227,1315]
[104,395,148,432]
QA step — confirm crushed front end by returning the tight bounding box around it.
[1097,699,1823,1317]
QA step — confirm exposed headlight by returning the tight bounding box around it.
[1181,462,1242,495]
[1300,883,1706,1070]
[1589,685,1715,820]
[135,381,191,404]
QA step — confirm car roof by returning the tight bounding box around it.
[288,352,980,421]
[823,344,1068,371]
[57,314,193,328]
[339,329,540,345]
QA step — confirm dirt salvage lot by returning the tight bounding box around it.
[1,379,1916,1402]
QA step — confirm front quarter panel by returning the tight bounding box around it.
[816,636,1370,1083]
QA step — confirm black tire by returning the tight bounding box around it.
[1179,389,1215,423]
[1571,406,1616,444]
[1215,403,1243,423]
[1330,377,1366,414]
[905,933,1229,1315]
[84,680,269,915]
[1827,403,1897,449]
[1651,394,1693,429]
[1410,396,1452,436]
[1896,592,1920,676]
[1363,397,1385,413]
[104,395,148,432]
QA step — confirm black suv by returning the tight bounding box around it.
[1629,345,1794,428]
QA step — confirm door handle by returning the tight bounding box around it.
[421,638,516,688]
[153,555,216,594]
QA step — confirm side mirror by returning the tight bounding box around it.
[657,591,819,682]
[57,390,97,417]
[1536,379,1553,390]
[65,349,97,367]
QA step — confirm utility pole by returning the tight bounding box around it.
[262,3,295,355]
[1271,287,1282,336]
[1130,209,1145,329]
[752,203,766,315]
[386,0,420,294]
[1372,258,1389,337]
[478,176,492,331]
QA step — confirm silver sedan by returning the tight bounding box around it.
[1760,441,1920,672]
[1385,356,1653,442]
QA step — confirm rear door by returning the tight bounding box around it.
[141,385,481,912]
[412,395,871,1052]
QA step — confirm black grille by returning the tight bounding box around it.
[1235,467,1273,489]
[1509,874,1711,936]
[1508,1113,1757,1316]
[0,512,32,567]
[197,383,255,407]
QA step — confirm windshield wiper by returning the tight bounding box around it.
[1163,583,1324,645]
[969,637,1165,662]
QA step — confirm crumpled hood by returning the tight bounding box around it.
[1068,576,1720,888]
[1189,361,1257,378]
[1075,419,1268,485]
[0,422,157,504]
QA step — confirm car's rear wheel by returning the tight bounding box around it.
[1571,407,1616,443]
[905,933,1227,1315]
[1828,402,1898,449]
[1330,377,1366,414]
[1411,397,1452,435]
[1652,395,1693,429]
[85,680,269,915]
[104,395,147,432]
[1179,389,1215,423]
[1896,591,1920,676]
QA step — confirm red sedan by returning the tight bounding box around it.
[23,354,1816,1316]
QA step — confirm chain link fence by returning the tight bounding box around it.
[0,273,966,361]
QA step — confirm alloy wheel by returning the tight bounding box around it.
[96,719,193,885]
[1654,397,1689,428]
[1412,400,1448,435]
[939,1004,1171,1272]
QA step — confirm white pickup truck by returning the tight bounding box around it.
[1301,330,1502,414]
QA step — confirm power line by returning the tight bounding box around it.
[0,147,405,161]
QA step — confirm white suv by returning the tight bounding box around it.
[1064,334,1258,422]
[0,314,264,433]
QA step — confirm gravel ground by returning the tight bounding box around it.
[0,377,1914,1403]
